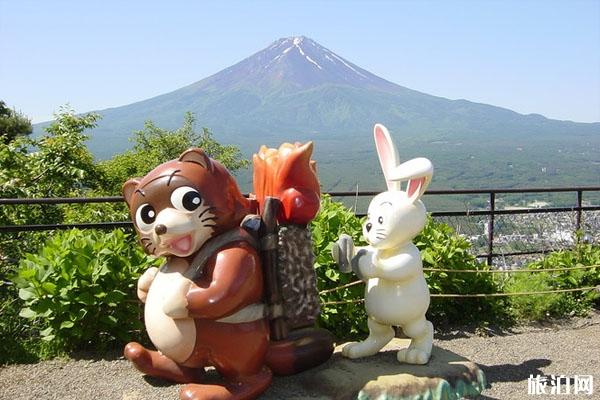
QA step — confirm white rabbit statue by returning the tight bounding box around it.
[333,123,434,365]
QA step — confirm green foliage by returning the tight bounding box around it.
[506,242,600,321]
[98,112,250,195]
[11,229,159,355]
[0,100,32,143]
[416,217,510,325]
[0,290,64,364]
[312,195,368,339]
[0,106,100,200]
[0,107,101,269]
[0,107,100,267]
[34,107,100,195]
[61,194,130,225]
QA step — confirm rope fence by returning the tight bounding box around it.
[319,264,600,302]
[422,264,599,274]
[321,285,600,305]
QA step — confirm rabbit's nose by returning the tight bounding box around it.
[365,223,372,232]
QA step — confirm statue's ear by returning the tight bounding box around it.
[179,148,213,172]
[122,178,141,206]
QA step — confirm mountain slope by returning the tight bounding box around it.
[34,36,600,192]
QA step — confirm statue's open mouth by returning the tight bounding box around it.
[166,234,193,254]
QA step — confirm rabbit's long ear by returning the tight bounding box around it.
[374,124,401,191]
[389,158,433,203]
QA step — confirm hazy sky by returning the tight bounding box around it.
[1,0,599,123]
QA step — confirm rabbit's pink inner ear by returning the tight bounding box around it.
[374,126,394,187]
[407,177,425,201]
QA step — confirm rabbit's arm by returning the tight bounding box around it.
[373,251,421,281]
[353,248,377,281]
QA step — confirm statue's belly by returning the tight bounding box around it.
[364,277,430,325]
[144,270,196,363]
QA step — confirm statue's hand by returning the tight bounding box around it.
[163,279,192,319]
[333,234,355,273]
[137,267,158,303]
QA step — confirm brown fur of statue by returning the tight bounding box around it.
[122,145,333,400]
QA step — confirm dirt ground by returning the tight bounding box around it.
[1,310,599,400]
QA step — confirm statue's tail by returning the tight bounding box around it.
[266,327,335,376]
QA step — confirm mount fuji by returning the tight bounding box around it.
[37,36,600,191]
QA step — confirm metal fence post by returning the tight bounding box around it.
[487,192,496,266]
[576,190,583,232]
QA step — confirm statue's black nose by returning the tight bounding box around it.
[365,223,372,232]
[155,224,167,235]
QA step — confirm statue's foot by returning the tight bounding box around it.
[397,347,430,364]
[342,318,395,359]
[341,339,382,359]
[124,342,204,383]
[179,366,272,400]
[397,320,433,365]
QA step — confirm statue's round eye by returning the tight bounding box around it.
[171,186,202,212]
[135,204,156,231]
[378,216,384,224]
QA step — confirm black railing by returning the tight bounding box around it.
[2,186,599,265]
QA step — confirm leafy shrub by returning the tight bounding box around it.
[0,289,41,364]
[61,194,130,224]
[0,108,101,273]
[312,195,368,339]
[506,243,600,321]
[416,217,510,326]
[12,229,160,354]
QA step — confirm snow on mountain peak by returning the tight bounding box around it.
[261,35,377,81]
[206,36,391,92]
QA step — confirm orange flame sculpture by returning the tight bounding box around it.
[252,141,320,224]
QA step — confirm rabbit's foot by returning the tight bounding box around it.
[342,318,394,359]
[397,347,430,364]
[342,341,382,359]
[397,320,433,364]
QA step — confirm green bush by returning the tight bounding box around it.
[11,229,160,355]
[312,195,368,339]
[0,289,45,364]
[416,217,510,326]
[506,242,600,321]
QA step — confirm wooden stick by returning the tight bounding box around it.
[261,197,288,341]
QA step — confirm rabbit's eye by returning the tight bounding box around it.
[378,216,384,224]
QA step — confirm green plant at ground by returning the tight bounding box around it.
[0,290,65,364]
[10,229,159,358]
[506,241,600,321]
[312,195,368,339]
[416,217,511,326]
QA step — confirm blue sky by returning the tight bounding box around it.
[1,0,599,123]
